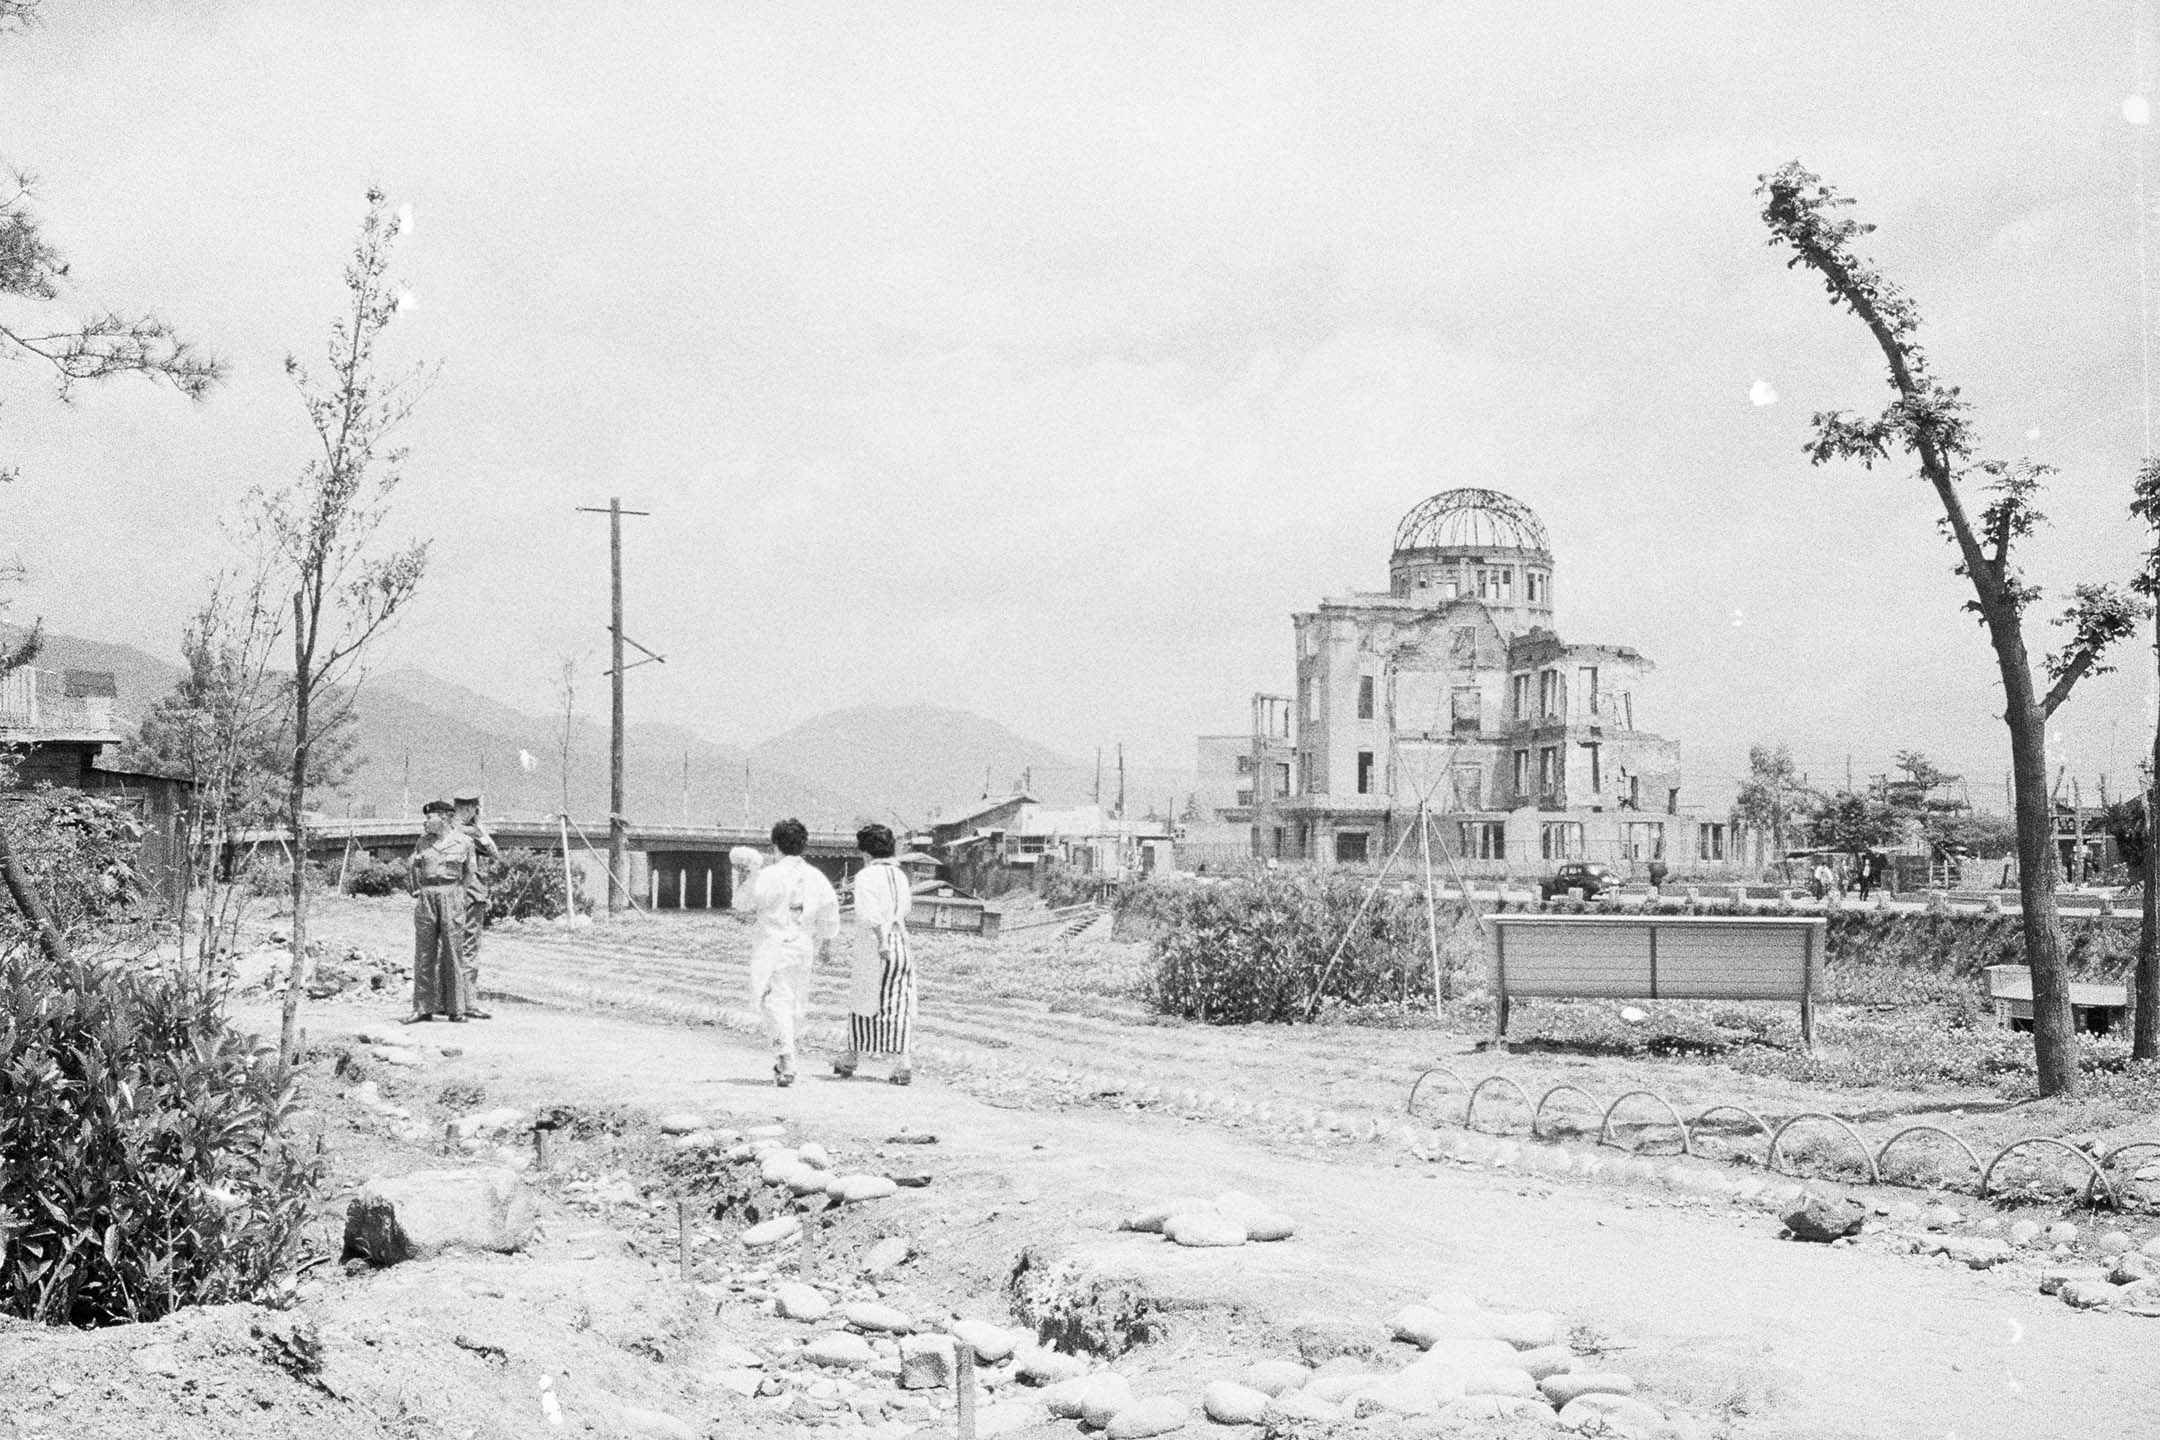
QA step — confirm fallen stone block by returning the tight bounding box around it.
[1781,1194,1865,1242]
[1076,1373,1135,1428]
[1557,1392,1667,1434]
[1163,1212,1246,1248]
[1541,1371,1636,1406]
[1106,1396,1187,1437]
[860,1235,911,1276]
[1203,1380,1271,1425]
[774,1282,830,1322]
[899,1333,954,1389]
[656,1112,706,1135]
[949,1318,1016,1363]
[342,1167,535,1265]
[804,1332,876,1369]
[1240,1359,1310,1396]
[1437,1393,1560,1428]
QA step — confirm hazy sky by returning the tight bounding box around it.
[4,1,2158,804]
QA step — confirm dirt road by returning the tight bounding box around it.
[265,898,2160,1440]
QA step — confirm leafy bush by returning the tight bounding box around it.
[488,847,587,921]
[0,790,144,942]
[1146,871,1479,1023]
[0,945,325,1326]
[342,853,407,898]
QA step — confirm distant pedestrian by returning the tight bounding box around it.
[1811,859,1835,900]
[405,800,474,1024]
[834,823,917,1086]
[453,794,501,1019]
[747,818,840,1087]
[1856,851,1876,901]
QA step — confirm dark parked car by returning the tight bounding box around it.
[1540,861,1614,900]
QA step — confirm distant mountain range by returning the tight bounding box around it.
[7,627,1192,828]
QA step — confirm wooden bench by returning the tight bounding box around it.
[1983,965,2132,1035]
[1486,914,1826,1047]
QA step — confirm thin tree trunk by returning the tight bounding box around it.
[2003,667,2077,1095]
[0,814,67,961]
[2138,609,2160,1060]
[279,616,312,1070]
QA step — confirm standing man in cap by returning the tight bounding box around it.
[406,799,474,1023]
[452,794,502,1018]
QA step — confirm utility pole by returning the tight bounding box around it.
[577,497,661,913]
[1094,748,1102,807]
[682,748,690,826]
[1116,743,1126,821]
[1846,753,1853,793]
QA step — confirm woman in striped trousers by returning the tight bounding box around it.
[834,823,916,1084]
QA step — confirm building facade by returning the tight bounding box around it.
[1204,489,1737,876]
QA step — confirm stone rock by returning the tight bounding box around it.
[785,1167,831,1197]
[740,1216,801,1249]
[1558,1394,1668,1434]
[1781,1195,1865,1242]
[1241,1359,1310,1396]
[342,1167,535,1265]
[2008,1220,2043,1248]
[656,1112,706,1135]
[2116,1278,2160,1317]
[1120,1197,1214,1233]
[1303,1372,1375,1403]
[1164,1212,1247,1248]
[844,1301,914,1334]
[1921,1205,1963,1230]
[1362,1373,1445,1416]
[1018,1349,1089,1387]
[1393,1304,1496,1348]
[1261,1389,1342,1426]
[1411,1337,1522,1376]
[759,1151,804,1185]
[775,1282,831,1322]
[2045,1221,2080,1246]
[861,1236,911,1276]
[745,1123,787,1138]
[1515,1345,1576,1381]
[618,1407,696,1440]
[1106,1396,1188,1437]
[1078,1373,1136,1429]
[370,1045,424,1068]
[1203,1380,1272,1425]
[1940,1237,2014,1270]
[950,1319,1016,1363]
[804,1332,876,1368]
[2095,1229,2136,1256]
[452,1107,528,1140]
[1441,1394,1561,1428]
[899,1333,954,1389]
[1462,1366,1539,1399]
[2140,1234,2160,1260]
[2060,1279,2122,1310]
[832,1174,898,1204]
[709,1340,763,1369]
[1542,1371,1636,1406]
[2111,1251,2160,1285]
[1242,1211,1297,1242]
[710,1367,761,1398]
[796,1140,830,1168]
[2039,1267,2107,1295]
[1489,1310,1561,1349]
[1293,1316,1391,1366]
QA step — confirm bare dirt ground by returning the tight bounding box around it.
[10,894,2160,1440]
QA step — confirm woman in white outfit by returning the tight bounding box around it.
[833,823,916,1085]
[747,817,839,1087]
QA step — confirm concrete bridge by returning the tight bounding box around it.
[232,818,865,910]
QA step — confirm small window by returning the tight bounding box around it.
[1451,627,1478,663]
[1235,786,1253,806]
[1458,820,1505,859]
[1357,750,1375,795]
[1577,666,1599,716]
[1581,741,1601,793]
[1624,821,1665,860]
[1539,669,1564,718]
[1302,680,1318,723]
[1526,570,1548,604]
[1450,764,1483,810]
[1538,746,1562,797]
[1540,821,1584,860]
[1275,761,1291,794]
[1451,686,1481,736]
[1335,831,1370,863]
[1698,822,1727,861]
[1512,749,1531,798]
[1234,754,1254,774]
[1511,673,1532,719]
[1357,674,1375,720]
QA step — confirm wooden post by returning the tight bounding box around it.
[1418,801,1444,1012]
[1493,924,1510,1039]
[558,813,576,919]
[535,1125,552,1171]
[676,1198,690,1281]
[1800,922,1817,1049]
[955,1345,978,1440]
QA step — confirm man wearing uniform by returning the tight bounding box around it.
[406,799,475,1023]
[452,794,502,1019]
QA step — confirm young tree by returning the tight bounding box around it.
[553,653,580,819]
[1731,743,1811,875]
[1760,163,2145,1095]
[1805,791,1900,859]
[257,188,433,1068]
[2128,461,2160,1058]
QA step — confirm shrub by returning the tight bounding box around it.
[0,790,144,943]
[1146,870,1479,1023]
[0,944,324,1326]
[488,847,587,921]
[343,853,406,898]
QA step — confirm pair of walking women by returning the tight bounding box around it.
[746,820,916,1088]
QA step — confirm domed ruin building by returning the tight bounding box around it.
[1193,489,1734,874]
